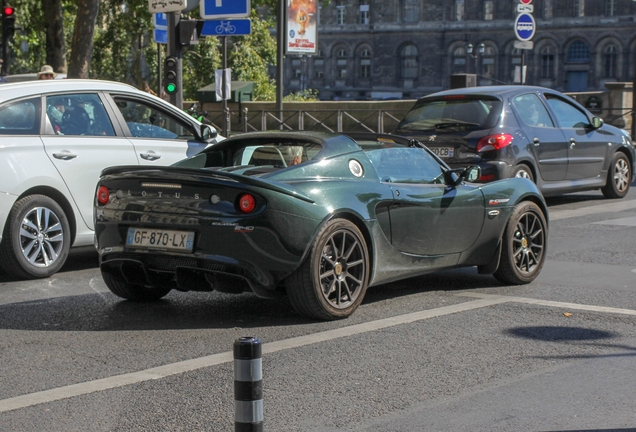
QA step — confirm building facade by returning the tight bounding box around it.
[283,0,636,99]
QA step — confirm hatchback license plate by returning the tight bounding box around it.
[430,147,454,158]
[126,228,195,252]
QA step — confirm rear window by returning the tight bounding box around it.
[395,96,501,132]
[0,97,41,135]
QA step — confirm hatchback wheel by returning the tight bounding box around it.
[601,152,631,199]
[513,164,534,183]
[0,195,71,279]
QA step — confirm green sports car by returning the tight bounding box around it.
[94,131,548,320]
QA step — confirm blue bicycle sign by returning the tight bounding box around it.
[216,21,236,34]
[201,19,252,36]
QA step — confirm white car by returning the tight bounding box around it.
[0,79,220,279]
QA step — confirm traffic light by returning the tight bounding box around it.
[2,5,15,40]
[164,56,180,96]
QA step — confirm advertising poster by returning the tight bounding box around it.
[286,0,318,55]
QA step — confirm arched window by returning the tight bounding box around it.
[336,48,348,78]
[604,45,617,78]
[541,46,554,79]
[359,48,371,78]
[401,44,418,79]
[567,40,589,63]
[452,47,467,74]
[482,46,495,80]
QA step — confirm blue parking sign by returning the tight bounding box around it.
[200,0,251,19]
[153,13,168,29]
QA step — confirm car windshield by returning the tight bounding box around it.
[395,96,502,132]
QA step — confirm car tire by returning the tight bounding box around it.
[286,218,370,320]
[0,195,71,279]
[493,201,547,285]
[102,270,171,301]
[512,164,534,183]
[601,152,631,199]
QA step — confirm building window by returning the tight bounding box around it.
[404,0,419,23]
[401,44,418,79]
[452,47,467,74]
[605,0,615,16]
[336,3,345,25]
[567,40,590,63]
[359,48,371,78]
[484,1,494,20]
[482,46,496,80]
[360,2,369,24]
[315,70,324,78]
[455,0,465,21]
[541,46,554,79]
[604,45,618,78]
[337,48,347,78]
[543,0,553,18]
[573,0,584,17]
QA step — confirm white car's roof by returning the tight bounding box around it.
[0,79,148,103]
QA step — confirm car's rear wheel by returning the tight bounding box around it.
[493,201,547,285]
[0,195,70,279]
[286,219,370,320]
[513,164,534,183]
[101,270,171,301]
[601,152,631,199]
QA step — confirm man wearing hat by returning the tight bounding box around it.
[37,65,57,80]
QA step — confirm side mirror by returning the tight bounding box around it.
[200,124,218,142]
[443,165,481,187]
[465,165,481,182]
[591,117,603,129]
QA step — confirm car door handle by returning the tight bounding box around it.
[52,151,78,160]
[569,138,576,148]
[140,152,162,161]
[533,137,540,146]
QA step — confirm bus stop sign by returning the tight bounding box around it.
[514,13,536,41]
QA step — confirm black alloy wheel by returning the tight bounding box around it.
[286,218,370,320]
[494,201,547,285]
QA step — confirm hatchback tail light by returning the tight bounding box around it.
[96,185,110,205]
[476,134,514,152]
[236,193,256,214]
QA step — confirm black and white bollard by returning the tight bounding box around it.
[234,337,263,432]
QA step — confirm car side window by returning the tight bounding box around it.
[45,93,115,136]
[511,94,554,128]
[546,95,590,129]
[0,97,41,135]
[367,147,444,184]
[113,97,195,140]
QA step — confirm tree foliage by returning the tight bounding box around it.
[7,0,280,100]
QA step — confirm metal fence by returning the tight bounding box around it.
[201,108,411,135]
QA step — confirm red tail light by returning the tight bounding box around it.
[96,186,110,205]
[237,193,256,214]
[476,133,514,152]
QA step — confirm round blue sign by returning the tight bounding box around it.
[514,13,536,41]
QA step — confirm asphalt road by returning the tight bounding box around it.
[1,188,635,431]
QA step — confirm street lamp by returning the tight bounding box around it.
[466,42,485,76]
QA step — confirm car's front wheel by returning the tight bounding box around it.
[286,219,370,320]
[601,152,631,199]
[102,270,171,301]
[493,201,547,285]
[0,195,71,279]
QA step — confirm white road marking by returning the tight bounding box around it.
[0,298,508,413]
[2,293,636,413]
[549,200,636,221]
[591,216,636,226]
[460,293,636,316]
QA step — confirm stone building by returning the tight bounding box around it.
[283,0,636,99]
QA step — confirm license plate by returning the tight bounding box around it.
[430,147,454,158]
[126,228,195,252]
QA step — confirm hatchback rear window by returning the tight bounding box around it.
[395,97,501,132]
[0,97,41,135]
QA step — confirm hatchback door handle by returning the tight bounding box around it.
[533,137,540,146]
[140,152,162,161]
[52,151,77,160]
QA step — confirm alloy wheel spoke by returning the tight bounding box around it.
[20,227,37,240]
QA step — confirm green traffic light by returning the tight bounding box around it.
[166,83,177,94]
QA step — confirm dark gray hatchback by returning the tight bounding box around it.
[394,85,636,198]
